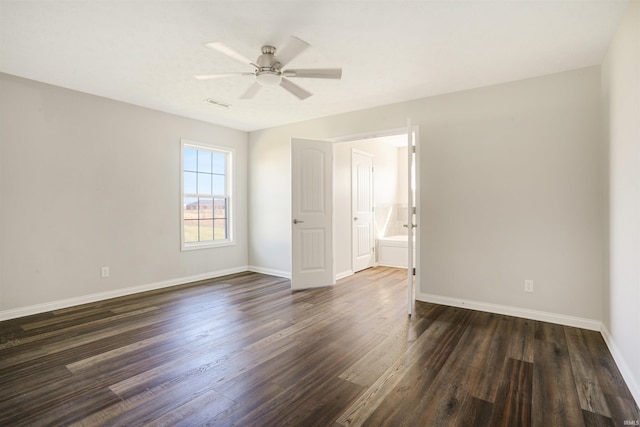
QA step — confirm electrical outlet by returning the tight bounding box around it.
[101,267,110,278]
[524,280,534,292]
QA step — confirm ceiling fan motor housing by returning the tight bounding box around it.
[256,45,282,86]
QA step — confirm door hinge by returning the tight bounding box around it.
[412,206,416,215]
[411,146,416,153]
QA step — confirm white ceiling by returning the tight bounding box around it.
[0,0,628,132]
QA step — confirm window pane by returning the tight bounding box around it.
[199,198,213,219]
[214,219,227,240]
[184,220,199,243]
[197,172,212,194]
[182,143,232,248]
[213,152,226,174]
[198,150,212,173]
[184,172,197,194]
[184,197,198,220]
[213,198,227,219]
[184,149,198,172]
[213,174,225,195]
[200,219,214,241]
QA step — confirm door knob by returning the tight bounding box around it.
[353,217,359,221]
[293,219,304,224]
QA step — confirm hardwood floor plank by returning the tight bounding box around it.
[450,311,509,403]
[564,326,612,417]
[458,396,495,426]
[532,322,585,427]
[335,308,470,426]
[0,306,159,354]
[66,332,187,374]
[489,358,533,427]
[0,365,74,405]
[580,329,640,425]
[224,337,374,426]
[407,379,473,427]
[507,316,535,363]
[267,378,365,427]
[362,309,488,426]
[20,303,129,331]
[338,317,429,387]
[109,336,298,400]
[118,388,235,427]
[0,374,122,426]
[582,409,616,427]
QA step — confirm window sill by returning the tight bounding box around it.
[182,240,236,251]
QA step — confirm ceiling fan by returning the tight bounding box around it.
[195,36,342,100]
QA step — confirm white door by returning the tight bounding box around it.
[291,138,335,290]
[352,150,374,273]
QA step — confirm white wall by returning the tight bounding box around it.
[249,66,604,324]
[601,0,640,404]
[0,73,249,317]
[334,139,399,277]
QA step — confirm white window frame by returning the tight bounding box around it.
[180,139,235,250]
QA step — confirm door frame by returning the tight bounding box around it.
[330,126,421,296]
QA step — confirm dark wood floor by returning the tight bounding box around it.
[0,267,638,426]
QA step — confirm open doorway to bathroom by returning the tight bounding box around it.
[333,130,417,281]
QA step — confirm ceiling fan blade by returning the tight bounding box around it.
[279,77,312,100]
[240,82,262,99]
[206,42,257,68]
[276,36,309,67]
[282,68,342,79]
[194,72,254,80]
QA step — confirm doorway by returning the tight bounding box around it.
[290,126,419,313]
[332,128,419,282]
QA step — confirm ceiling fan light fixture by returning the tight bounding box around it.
[256,71,282,87]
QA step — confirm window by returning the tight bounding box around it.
[181,140,233,249]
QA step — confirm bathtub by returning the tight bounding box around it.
[377,234,415,268]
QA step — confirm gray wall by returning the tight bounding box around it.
[249,66,604,322]
[0,73,249,315]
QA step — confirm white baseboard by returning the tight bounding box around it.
[247,265,291,279]
[600,324,640,406]
[0,266,249,321]
[336,270,353,281]
[417,292,602,331]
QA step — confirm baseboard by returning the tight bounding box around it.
[417,292,601,331]
[600,324,640,405]
[247,265,291,279]
[336,270,353,281]
[0,266,249,321]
